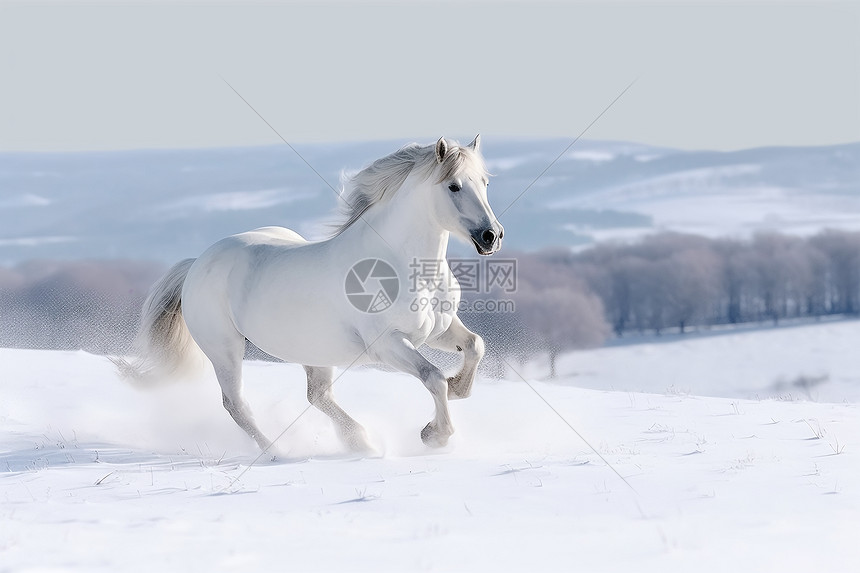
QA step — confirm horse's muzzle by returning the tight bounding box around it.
[470,223,504,256]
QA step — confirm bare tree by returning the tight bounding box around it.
[663,248,722,332]
[747,234,815,324]
[810,230,860,315]
[514,281,610,377]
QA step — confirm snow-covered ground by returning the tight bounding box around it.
[2,320,859,572]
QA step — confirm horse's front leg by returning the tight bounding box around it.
[425,315,484,400]
[369,332,453,447]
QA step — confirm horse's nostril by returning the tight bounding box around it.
[499,228,504,239]
[482,229,496,244]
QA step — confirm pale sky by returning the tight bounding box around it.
[1,1,858,152]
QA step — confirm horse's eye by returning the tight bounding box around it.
[448,183,461,192]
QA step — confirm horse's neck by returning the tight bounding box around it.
[358,181,449,262]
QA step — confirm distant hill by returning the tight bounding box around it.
[0,138,857,264]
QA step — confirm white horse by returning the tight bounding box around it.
[116,135,503,452]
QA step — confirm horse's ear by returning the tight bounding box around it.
[468,134,481,153]
[435,137,448,164]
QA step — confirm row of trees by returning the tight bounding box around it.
[1,230,858,378]
[465,230,860,376]
[569,230,860,334]
[0,260,160,353]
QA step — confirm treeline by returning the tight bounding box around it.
[559,230,860,333]
[465,229,860,376]
[0,260,161,353]
[1,230,858,377]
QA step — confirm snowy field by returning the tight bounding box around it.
[2,320,859,572]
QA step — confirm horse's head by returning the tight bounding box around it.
[428,135,504,256]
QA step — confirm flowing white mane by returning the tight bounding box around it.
[333,139,487,235]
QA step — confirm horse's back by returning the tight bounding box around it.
[236,225,308,247]
[191,226,309,271]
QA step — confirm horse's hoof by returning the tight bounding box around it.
[337,424,375,455]
[345,431,374,454]
[421,422,451,448]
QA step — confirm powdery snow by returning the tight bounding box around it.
[2,321,860,572]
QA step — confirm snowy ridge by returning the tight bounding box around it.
[0,139,857,263]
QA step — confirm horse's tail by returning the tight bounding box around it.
[112,258,204,385]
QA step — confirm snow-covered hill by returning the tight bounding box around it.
[1,139,857,264]
[2,320,859,571]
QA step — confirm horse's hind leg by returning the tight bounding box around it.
[204,334,272,451]
[426,315,485,400]
[304,366,371,452]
